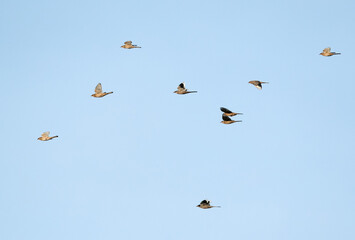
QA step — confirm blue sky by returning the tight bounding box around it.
[1,0,354,239]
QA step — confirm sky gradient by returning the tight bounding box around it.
[1,0,354,240]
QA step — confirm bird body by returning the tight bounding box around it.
[221,115,242,124]
[196,200,221,209]
[249,80,268,90]
[37,131,58,141]
[121,41,141,49]
[220,107,242,117]
[174,82,197,94]
[91,83,113,98]
[320,47,341,57]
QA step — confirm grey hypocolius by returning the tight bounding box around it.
[174,82,197,94]
[37,131,58,141]
[91,83,113,98]
[121,41,141,49]
[320,47,341,57]
[196,200,221,209]
[249,80,269,90]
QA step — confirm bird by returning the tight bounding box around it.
[37,131,58,141]
[174,82,197,94]
[220,107,243,117]
[121,41,141,49]
[221,115,242,124]
[319,47,341,57]
[91,83,113,98]
[196,200,221,209]
[249,80,268,90]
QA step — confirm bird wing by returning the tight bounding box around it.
[124,41,132,45]
[200,200,209,205]
[95,83,103,94]
[177,82,185,90]
[222,115,232,121]
[42,131,50,137]
[220,107,232,113]
[323,47,331,53]
[249,81,262,89]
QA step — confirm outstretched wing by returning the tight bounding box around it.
[220,107,232,113]
[323,47,331,53]
[95,83,103,94]
[249,81,262,89]
[124,41,132,46]
[178,82,185,90]
[222,115,232,121]
[42,131,50,137]
[200,200,209,205]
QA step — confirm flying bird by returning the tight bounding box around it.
[91,83,113,98]
[221,115,242,124]
[319,47,341,56]
[196,200,221,209]
[249,80,268,90]
[220,107,243,117]
[37,131,58,141]
[121,41,141,49]
[174,82,197,94]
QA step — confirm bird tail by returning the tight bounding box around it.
[233,120,242,122]
[51,136,58,139]
[261,82,269,84]
[212,206,221,208]
[187,91,197,93]
[333,52,341,55]
[107,92,113,95]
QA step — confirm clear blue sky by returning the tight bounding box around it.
[1,0,354,239]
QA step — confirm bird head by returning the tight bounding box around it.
[91,94,95,97]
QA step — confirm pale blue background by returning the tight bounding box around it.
[1,0,354,239]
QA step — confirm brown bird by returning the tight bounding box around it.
[249,80,268,90]
[91,83,113,98]
[196,200,221,209]
[121,41,141,49]
[37,131,58,141]
[320,47,341,57]
[221,115,242,124]
[174,82,197,94]
[220,107,243,117]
